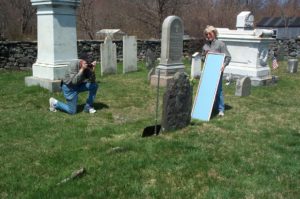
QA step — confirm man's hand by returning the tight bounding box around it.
[91,61,96,66]
[90,61,96,72]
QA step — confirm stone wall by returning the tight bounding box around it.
[270,39,300,60]
[0,41,37,70]
[1,39,298,70]
[0,39,201,70]
[0,39,204,70]
[78,39,203,62]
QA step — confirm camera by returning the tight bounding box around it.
[87,63,94,68]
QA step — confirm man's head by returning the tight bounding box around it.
[79,52,88,60]
[79,59,88,68]
[204,25,218,41]
[79,53,93,68]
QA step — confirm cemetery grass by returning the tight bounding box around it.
[0,60,300,199]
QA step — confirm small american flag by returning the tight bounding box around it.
[272,57,279,70]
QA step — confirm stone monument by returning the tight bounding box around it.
[191,52,202,79]
[25,0,80,92]
[235,76,251,97]
[161,72,192,131]
[217,11,275,86]
[287,59,298,73]
[96,29,125,76]
[100,36,117,75]
[151,16,185,87]
[123,35,137,73]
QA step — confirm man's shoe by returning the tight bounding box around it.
[88,107,96,114]
[49,97,58,112]
[84,107,96,114]
[218,111,224,117]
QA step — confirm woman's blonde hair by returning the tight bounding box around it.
[204,25,218,38]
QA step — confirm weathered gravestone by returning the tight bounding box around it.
[191,52,202,79]
[101,36,117,75]
[151,16,185,87]
[287,59,298,73]
[162,72,192,131]
[145,48,156,70]
[25,0,80,92]
[235,76,251,97]
[123,35,137,73]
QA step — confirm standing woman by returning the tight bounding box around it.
[202,25,231,117]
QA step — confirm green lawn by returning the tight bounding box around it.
[0,60,299,199]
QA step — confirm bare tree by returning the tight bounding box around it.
[77,0,97,40]
[1,0,299,40]
[116,0,191,38]
[0,0,36,40]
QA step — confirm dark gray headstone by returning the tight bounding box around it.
[235,76,251,97]
[145,48,156,70]
[162,72,192,131]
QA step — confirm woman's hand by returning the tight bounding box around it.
[221,64,225,72]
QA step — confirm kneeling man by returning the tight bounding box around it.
[49,56,98,114]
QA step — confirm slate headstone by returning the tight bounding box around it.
[235,76,251,97]
[162,72,192,131]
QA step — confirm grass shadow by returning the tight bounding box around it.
[225,104,233,111]
[210,104,233,119]
[77,102,109,112]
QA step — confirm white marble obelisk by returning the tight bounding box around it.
[25,0,80,91]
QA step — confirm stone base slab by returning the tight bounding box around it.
[151,64,185,87]
[32,63,68,80]
[224,65,271,78]
[156,64,185,76]
[25,76,62,92]
[223,74,276,86]
[150,75,175,87]
[250,75,274,86]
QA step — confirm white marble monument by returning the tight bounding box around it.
[97,29,124,76]
[151,16,185,87]
[123,35,137,73]
[218,11,275,86]
[25,0,80,92]
[100,36,117,75]
[191,52,202,79]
